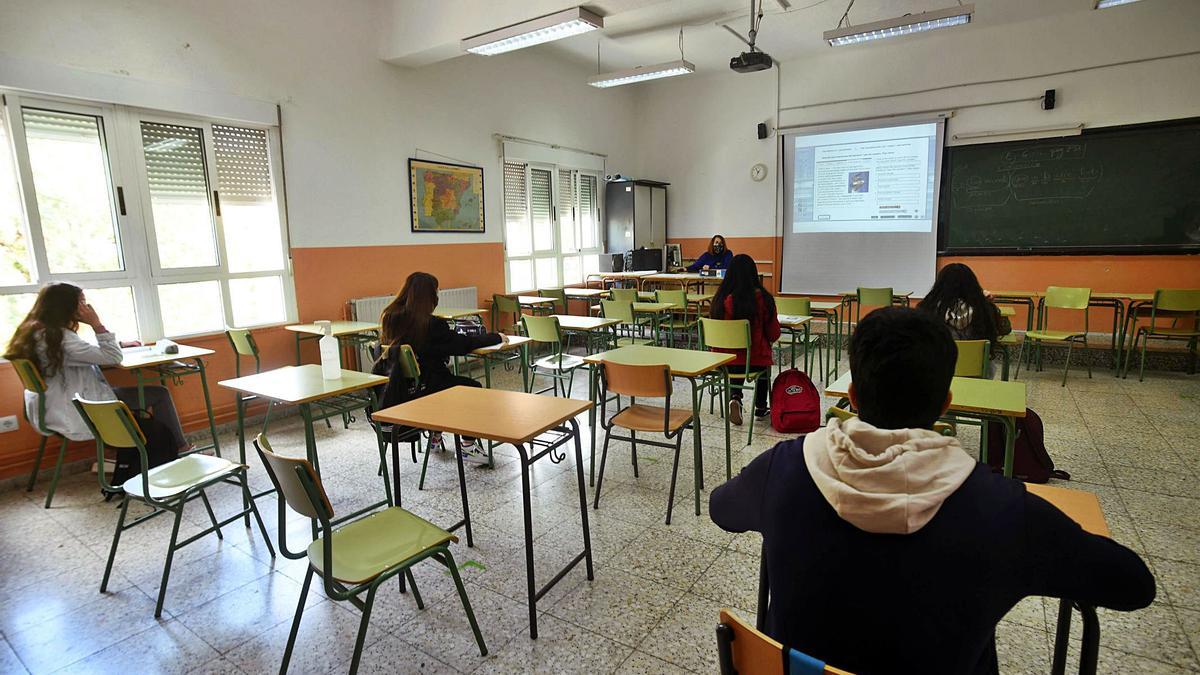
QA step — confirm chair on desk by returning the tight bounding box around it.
[73,396,274,618]
[1124,288,1200,381]
[1015,286,1092,386]
[12,358,71,509]
[716,609,853,675]
[254,434,486,675]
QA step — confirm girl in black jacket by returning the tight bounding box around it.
[378,272,505,457]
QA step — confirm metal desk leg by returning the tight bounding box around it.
[1051,599,1071,675]
[689,376,704,516]
[569,418,594,582]
[236,390,249,527]
[588,363,598,486]
[723,369,732,480]
[451,435,474,548]
[135,368,147,411]
[294,333,303,366]
[1080,604,1100,675]
[195,358,221,458]
[517,442,539,638]
[1001,415,1017,478]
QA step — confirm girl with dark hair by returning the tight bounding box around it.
[686,234,733,272]
[917,263,1011,344]
[4,282,188,450]
[377,272,505,458]
[709,254,781,424]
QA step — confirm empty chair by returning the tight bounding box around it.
[254,434,486,674]
[775,296,824,375]
[538,287,568,314]
[716,608,852,675]
[12,358,71,508]
[954,339,991,378]
[491,294,521,334]
[601,298,651,346]
[856,287,895,323]
[1124,288,1200,381]
[655,288,698,348]
[1015,286,1092,386]
[592,361,693,524]
[522,314,584,397]
[73,396,274,618]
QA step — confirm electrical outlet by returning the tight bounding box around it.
[0,415,18,433]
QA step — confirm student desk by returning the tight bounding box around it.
[777,314,816,373]
[516,295,556,317]
[631,302,674,345]
[1027,483,1109,675]
[552,315,620,354]
[1091,292,1155,375]
[583,345,734,515]
[285,320,380,366]
[454,334,531,388]
[117,344,221,457]
[825,372,1027,477]
[373,386,593,639]
[991,291,1040,331]
[810,301,844,380]
[434,307,489,322]
[560,287,609,315]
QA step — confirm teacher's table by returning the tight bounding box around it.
[1027,483,1110,675]
[587,270,656,290]
[642,272,710,294]
[373,386,593,639]
[825,372,1027,477]
[583,345,734,514]
[285,320,380,367]
[117,344,222,457]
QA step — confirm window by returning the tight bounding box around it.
[502,159,603,292]
[0,91,294,341]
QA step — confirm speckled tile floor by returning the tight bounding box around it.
[2,354,1198,674]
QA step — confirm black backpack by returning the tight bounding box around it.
[985,408,1069,483]
[105,410,180,497]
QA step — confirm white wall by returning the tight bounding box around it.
[0,0,639,248]
[636,0,1200,239]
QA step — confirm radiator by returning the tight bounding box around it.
[349,286,478,370]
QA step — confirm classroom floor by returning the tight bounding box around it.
[1,359,1198,674]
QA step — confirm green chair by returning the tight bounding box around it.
[13,358,71,509]
[856,287,894,323]
[826,405,955,437]
[655,289,698,348]
[610,288,639,304]
[593,361,694,524]
[226,327,277,430]
[601,299,650,346]
[254,434,486,675]
[491,294,521,334]
[1124,288,1200,381]
[522,315,585,397]
[954,339,992,378]
[73,396,274,618]
[700,318,768,446]
[774,296,823,376]
[538,287,568,314]
[1015,286,1092,386]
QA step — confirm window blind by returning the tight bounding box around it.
[21,108,102,142]
[503,160,527,227]
[212,124,273,202]
[140,122,208,198]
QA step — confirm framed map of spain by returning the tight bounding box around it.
[408,158,485,233]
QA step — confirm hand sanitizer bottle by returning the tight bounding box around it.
[317,320,340,380]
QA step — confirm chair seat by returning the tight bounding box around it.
[533,354,585,371]
[121,454,240,500]
[725,369,768,382]
[612,404,693,433]
[1025,329,1084,342]
[307,507,455,585]
[1139,326,1200,337]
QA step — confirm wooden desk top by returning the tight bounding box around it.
[218,365,386,405]
[991,291,1041,300]
[810,301,842,311]
[552,315,621,331]
[638,291,715,304]
[841,290,913,298]
[584,344,734,377]
[286,320,380,336]
[1026,483,1110,537]
[596,271,656,279]
[517,296,555,306]
[825,372,1027,418]
[435,308,489,320]
[778,314,813,328]
[118,344,214,369]
[563,288,610,298]
[1092,292,1156,302]
[644,272,707,282]
[632,302,674,313]
[471,334,531,354]
[999,306,1016,317]
[372,386,590,445]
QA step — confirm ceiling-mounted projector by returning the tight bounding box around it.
[730,50,772,73]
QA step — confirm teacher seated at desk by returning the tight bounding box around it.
[686,234,733,272]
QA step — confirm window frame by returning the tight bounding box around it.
[0,89,296,341]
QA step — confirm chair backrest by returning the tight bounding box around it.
[73,397,145,449]
[601,299,635,324]
[716,609,850,675]
[611,288,639,304]
[700,318,751,350]
[857,287,893,307]
[656,289,687,308]
[492,294,520,332]
[954,339,991,378]
[600,361,671,398]
[1044,286,1091,310]
[539,287,567,313]
[522,314,562,344]
[776,296,812,316]
[826,405,855,423]
[226,327,259,358]
[394,343,421,379]
[254,433,333,521]
[1154,288,1200,313]
[10,358,46,395]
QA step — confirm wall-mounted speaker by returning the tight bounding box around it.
[1042,89,1056,111]
[757,122,769,140]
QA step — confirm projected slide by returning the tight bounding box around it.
[792,122,939,233]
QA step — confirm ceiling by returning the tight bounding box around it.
[381,1,1104,74]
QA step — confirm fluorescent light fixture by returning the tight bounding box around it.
[462,7,603,56]
[1094,0,1143,7]
[824,4,974,46]
[588,60,695,88]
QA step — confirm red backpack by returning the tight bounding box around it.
[985,408,1069,483]
[771,369,821,434]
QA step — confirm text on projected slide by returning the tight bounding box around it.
[793,122,938,233]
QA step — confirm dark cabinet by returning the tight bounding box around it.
[604,179,668,254]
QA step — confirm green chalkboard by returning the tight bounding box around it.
[938,120,1200,253]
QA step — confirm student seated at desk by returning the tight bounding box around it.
[918,262,1012,343]
[685,234,733,272]
[710,254,780,424]
[710,307,1154,675]
[4,282,189,452]
[376,272,505,460]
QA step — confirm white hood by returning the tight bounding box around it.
[803,417,976,534]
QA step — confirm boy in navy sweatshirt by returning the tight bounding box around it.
[710,307,1154,674]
